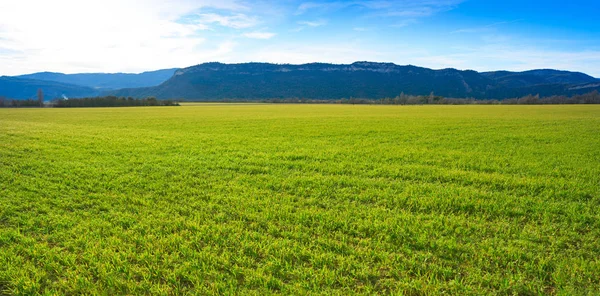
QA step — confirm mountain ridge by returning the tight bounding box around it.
[16,68,179,91]
[111,62,600,100]
[0,76,99,100]
[3,62,598,100]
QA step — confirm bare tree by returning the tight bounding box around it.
[37,89,44,107]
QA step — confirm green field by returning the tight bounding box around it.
[1,105,599,295]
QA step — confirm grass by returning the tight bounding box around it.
[0,104,599,295]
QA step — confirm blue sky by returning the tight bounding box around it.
[1,0,599,76]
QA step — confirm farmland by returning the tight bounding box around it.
[0,104,599,294]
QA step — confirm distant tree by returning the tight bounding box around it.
[517,94,539,105]
[37,89,44,107]
[399,92,409,105]
[38,90,45,106]
[580,90,600,104]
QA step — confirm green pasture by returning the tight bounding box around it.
[1,105,599,295]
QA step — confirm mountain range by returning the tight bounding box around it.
[0,76,97,100]
[16,69,178,91]
[110,62,600,100]
[0,69,178,100]
[2,62,599,100]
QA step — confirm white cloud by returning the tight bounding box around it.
[296,0,465,18]
[295,1,348,15]
[0,0,247,75]
[196,13,259,29]
[297,20,327,27]
[243,32,276,39]
[292,19,327,32]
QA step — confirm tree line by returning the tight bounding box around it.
[0,98,44,107]
[254,91,600,105]
[53,96,179,107]
[2,91,599,107]
[0,96,179,108]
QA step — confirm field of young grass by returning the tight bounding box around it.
[1,104,599,295]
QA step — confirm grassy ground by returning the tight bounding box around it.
[1,105,599,295]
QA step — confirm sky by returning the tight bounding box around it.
[0,0,599,77]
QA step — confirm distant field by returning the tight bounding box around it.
[1,105,599,295]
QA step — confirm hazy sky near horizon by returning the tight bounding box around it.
[0,0,599,76]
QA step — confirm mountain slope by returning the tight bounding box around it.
[481,69,598,88]
[16,68,178,90]
[112,62,599,100]
[113,62,496,99]
[0,76,98,100]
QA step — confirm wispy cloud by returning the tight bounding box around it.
[451,19,524,34]
[292,19,328,32]
[243,31,276,39]
[195,13,259,29]
[390,19,418,28]
[295,2,347,15]
[296,0,465,18]
[298,20,327,27]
